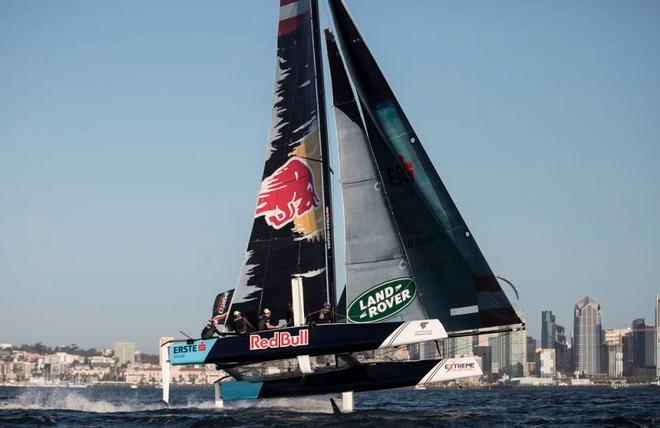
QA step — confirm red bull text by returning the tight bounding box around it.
[255,157,319,229]
[249,330,309,351]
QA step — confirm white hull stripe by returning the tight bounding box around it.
[419,357,483,385]
[377,319,448,349]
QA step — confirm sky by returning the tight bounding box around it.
[1,0,659,353]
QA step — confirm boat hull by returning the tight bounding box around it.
[166,320,446,366]
[220,357,483,400]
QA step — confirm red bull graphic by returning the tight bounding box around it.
[255,157,319,229]
[249,330,309,351]
[212,289,234,323]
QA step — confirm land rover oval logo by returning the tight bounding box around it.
[347,278,416,323]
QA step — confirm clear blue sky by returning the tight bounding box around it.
[1,0,659,353]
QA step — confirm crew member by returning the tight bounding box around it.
[232,310,254,335]
[307,302,334,325]
[285,303,294,326]
[258,308,277,330]
[316,303,333,324]
[200,320,218,339]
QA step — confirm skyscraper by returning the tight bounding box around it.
[541,311,556,349]
[573,296,602,375]
[510,308,527,376]
[622,331,634,377]
[555,324,569,374]
[526,336,537,363]
[489,307,527,377]
[114,342,136,366]
[632,318,647,371]
[656,293,660,379]
[603,328,629,379]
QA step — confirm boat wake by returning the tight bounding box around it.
[227,396,335,413]
[0,389,336,414]
[0,389,164,413]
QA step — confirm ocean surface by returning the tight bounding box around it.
[0,385,658,427]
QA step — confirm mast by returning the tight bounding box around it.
[311,0,337,316]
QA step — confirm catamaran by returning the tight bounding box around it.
[160,0,523,412]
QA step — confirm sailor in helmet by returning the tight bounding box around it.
[317,303,333,324]
[232,310,254,335]
[307,302,334,325]
[258,308,277,330]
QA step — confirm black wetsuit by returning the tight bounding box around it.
[316,309,332,324]
[201,323,217,339]
[234,316,254,335]
[285,307,294,326]
[258,315,273,330]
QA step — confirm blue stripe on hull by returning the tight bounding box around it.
[221,381,264,401]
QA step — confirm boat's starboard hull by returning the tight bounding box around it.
[220,357,483,400]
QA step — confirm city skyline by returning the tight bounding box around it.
[5,296,657,387]
[2,1,660,352]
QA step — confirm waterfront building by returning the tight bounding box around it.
[489,307,527,377]
[603,328,631,345]
[657,293,660,378]
[632,318,647,370]
[526,336,537,363]
[114,342,136,366]
[555,324,569,374]
[511,308,527,376]
[644,327,655,369]
[446,335,473,358]
[622,331,634,377]
[603,328,630,379]
[535,348,556,377]
[473,345,492,376]
[604,343,623,379]
[89,355,115,368]
[541,311,556,349]
[419,340,439,360]
[126,366,162,385]
[489,335,502,375]
[473,333,490,347]
[573,296,602,375]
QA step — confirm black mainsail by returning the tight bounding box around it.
[328,0,522,333]
[226,0,331,327]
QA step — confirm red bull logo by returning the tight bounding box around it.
[255,157,319,229]
[249,330,309,351]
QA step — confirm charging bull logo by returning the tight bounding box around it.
[255,157,319,229]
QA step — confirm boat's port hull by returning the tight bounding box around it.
[165,320,446,366]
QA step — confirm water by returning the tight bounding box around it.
[1,386,658,427]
